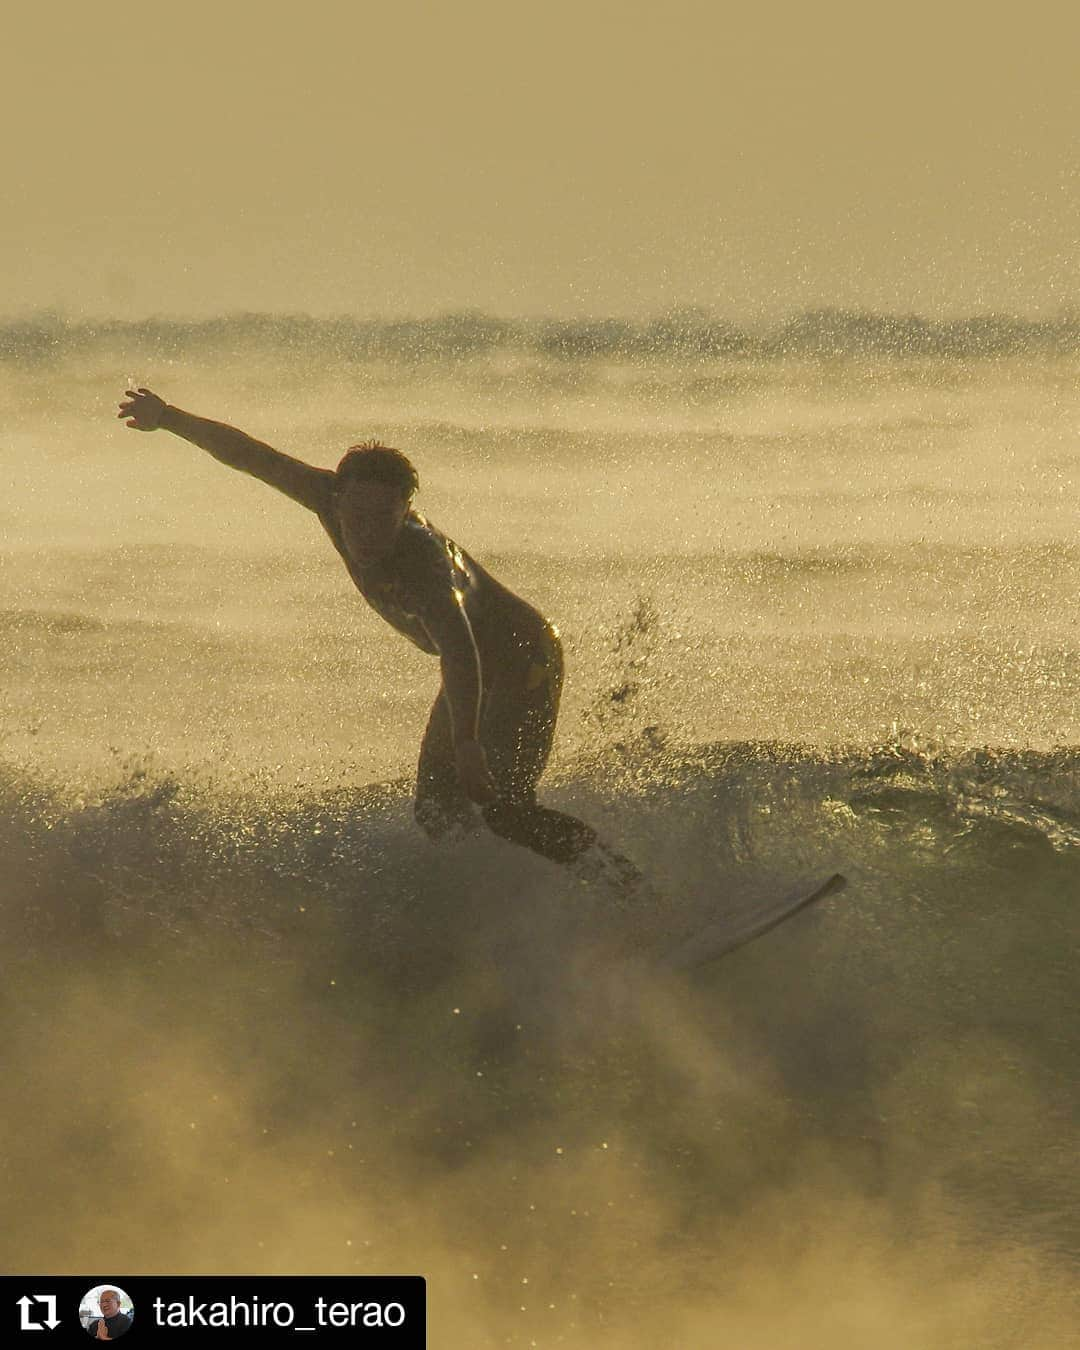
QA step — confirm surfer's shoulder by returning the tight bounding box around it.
[400,511,447,561]
[395,513,462,590]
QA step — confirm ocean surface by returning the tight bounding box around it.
[2,314,1078,1346]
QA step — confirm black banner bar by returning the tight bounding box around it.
[2,1277,425,1346]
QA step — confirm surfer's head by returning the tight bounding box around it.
[333,442,418,563]
[334,442,419,501]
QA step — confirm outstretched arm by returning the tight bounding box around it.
[118,387,333,513]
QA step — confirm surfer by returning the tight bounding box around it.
[117,388,645,896]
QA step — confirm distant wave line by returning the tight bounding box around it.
[3,308,1080,363]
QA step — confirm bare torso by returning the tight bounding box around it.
[318,507,550,671]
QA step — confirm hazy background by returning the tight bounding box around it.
[2,1,1077,322]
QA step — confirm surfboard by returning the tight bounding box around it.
[660,872,846,971]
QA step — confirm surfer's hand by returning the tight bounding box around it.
[118,387,167,431]
[455,739,497,805]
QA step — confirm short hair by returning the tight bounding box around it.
[334,441,419,499]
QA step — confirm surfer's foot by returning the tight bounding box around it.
[573,842,641,888]
[570,842,662,910]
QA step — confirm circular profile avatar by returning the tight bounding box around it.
[80,1285,134,1340]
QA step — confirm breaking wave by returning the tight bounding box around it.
[2,739,1076,1343]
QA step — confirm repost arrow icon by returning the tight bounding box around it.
[15,1295,60,1331]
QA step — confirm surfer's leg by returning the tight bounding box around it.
[478,627,586,858]
[482,797,598,861]
[414,692,477,840]
[484,794,650,906]
[479,631,650,897]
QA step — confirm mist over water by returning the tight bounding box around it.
[2,315,1078,1344]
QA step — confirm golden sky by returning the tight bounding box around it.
[3,1,1077,319]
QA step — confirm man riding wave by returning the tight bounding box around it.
[118,388,646,895]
